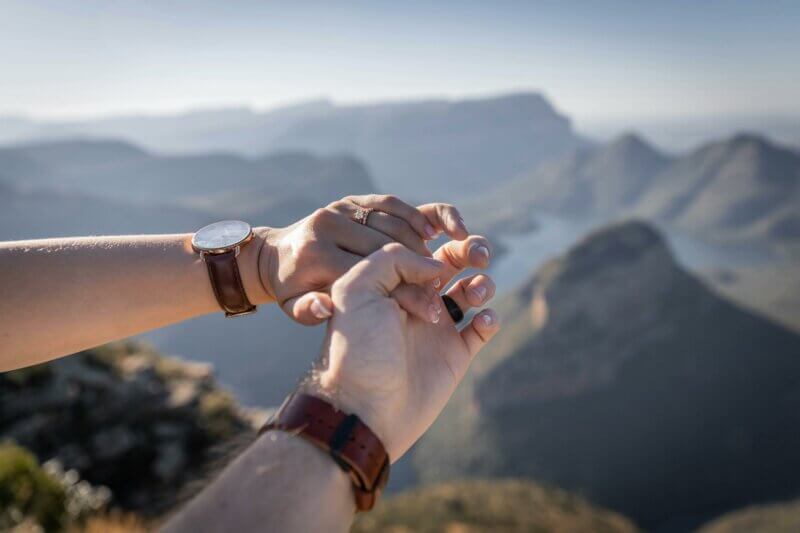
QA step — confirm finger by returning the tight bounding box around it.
[345,194,435,241]
[392,283,443,324]
[432,235,493,287]
[460,309,501,358]
[329,202,430,257]
[337,243,445,296]
[280,247,359,324]
[282,291,334,326]
[442,274,496,321]
[417,203,469,241]
[322,210,395,256]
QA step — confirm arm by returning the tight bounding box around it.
[0,196,468,371]
[163,237,499,533]
[0,231,269,371]
[162,431,355,533]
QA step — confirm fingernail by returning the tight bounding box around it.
[433,277,441,289]
[475,245,490,260]
[428,304,440,323]
[433,297,443,314]
[310,296,332,319]
[471,285,487,302]
[424,224,437,239]
[481,312,494,326]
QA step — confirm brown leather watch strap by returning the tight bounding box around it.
[260,393,390,512]
[203,250,256,317]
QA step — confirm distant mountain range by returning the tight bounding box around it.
[414,221,800,530]
[0,92,587,202]
[0,138,372,214]
[478,133,800,250]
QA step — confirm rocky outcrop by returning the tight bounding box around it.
[415,220,800,530]
[0,341,259,515]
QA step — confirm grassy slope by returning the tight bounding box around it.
[697,498,800,533]
[353,479,639,533]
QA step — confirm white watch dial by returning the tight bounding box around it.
[192,220,252,252]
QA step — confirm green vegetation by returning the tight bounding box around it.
[0,443,67,531]
[0,442,116,532]
[352,479,639,533]
[1,340,252,516]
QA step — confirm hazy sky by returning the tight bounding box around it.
[2,0,799,124]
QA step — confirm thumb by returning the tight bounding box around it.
[281,291,334,325]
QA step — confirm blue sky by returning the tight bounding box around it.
[2,0,799,124]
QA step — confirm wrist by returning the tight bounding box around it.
[300,369,396,461]
[238,226,276,305]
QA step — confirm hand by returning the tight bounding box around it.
[307,236,500,460]
[254,195,469,325]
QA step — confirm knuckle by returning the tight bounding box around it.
[309,207,336,229]
[331,279,351,302]
[382,194,400,206]
[382,241,406,255]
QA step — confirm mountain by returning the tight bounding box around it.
[703,260,800,333]
[633,134,800,246]
[0,138,373,210]
[0,179,211,241]
[1,92,587,202]
[0,341,257,517]
[0,100,336,154]
[475,133,800,251]
[352,479,639,533]
[480,133,672,218]
[697,497,800,533]
[413,221,800,530]
[267,92,585,201]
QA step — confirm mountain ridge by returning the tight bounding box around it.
[476,131,800,250]
[0,91,587,202]
[415,220,800,530]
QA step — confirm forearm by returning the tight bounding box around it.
[162,430,354,533]
[0,229,271,370]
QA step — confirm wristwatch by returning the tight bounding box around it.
[261,393,391,512]
[192,220,257,317]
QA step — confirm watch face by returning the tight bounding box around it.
[192,220,252,252]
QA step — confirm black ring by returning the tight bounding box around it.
[441,295,464,323]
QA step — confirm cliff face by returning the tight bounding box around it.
[416,221,800,530]
[0,341,257,515]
